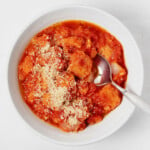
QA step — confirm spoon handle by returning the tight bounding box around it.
[112,81,150,114]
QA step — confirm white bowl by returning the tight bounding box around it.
[8,5,144,145]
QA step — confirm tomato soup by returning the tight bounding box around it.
[18,20,127,132]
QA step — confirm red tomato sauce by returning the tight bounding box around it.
[18,20,127,132]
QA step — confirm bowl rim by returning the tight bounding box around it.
[7,4,144,146]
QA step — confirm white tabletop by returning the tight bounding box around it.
[0,0,150,149]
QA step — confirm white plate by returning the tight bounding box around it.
[8,5,144,145]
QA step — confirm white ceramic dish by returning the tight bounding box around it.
[8,5,144,145]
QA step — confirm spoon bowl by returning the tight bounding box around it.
[94,55,112,86]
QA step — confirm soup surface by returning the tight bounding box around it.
[18,20,127,132]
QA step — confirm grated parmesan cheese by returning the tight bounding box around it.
[40,42,50,53]
[31,42,89,127]
[67,116,78,126]
[61,98,89,126]
[32,45,71,110]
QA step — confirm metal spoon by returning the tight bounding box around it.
[94,55,150,114]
